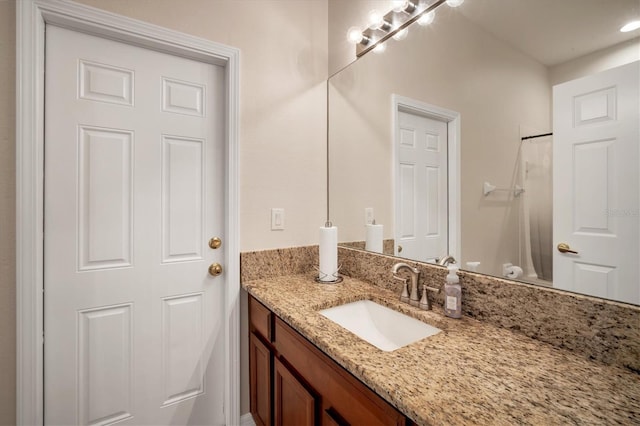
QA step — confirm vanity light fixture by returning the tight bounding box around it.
[351,0,452,57]
[620,20,640,32]
[446,0,464,7]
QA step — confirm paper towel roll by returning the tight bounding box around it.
[365,223,383,253]
[505,265,524,279]
[319,226,338,282]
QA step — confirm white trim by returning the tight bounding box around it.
[240,413,257,426]
[391,94,461,263]
[16,1,241,424]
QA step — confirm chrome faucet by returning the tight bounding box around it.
[392,263,421,306]
[437,255,456,266]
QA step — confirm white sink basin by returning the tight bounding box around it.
[319,300,441,351]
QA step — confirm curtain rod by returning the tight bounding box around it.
[521,132,553,141]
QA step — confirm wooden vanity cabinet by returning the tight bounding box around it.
[249,295,408,426]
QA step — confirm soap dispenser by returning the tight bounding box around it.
[444,264,462,318]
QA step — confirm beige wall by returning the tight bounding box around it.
[550,37,640,85]
[328,6,551,277]
[3,0,327,422]
[0,0,16,423]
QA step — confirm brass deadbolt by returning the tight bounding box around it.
[209,237,222,249]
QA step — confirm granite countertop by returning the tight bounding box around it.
[242,274,640,426]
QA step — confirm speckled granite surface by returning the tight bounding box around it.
[338,246,640,374]
[242,274,640,426]
[240,246,318,282]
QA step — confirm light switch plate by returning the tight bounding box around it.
[365,207,374,225]
[271,208,285,230]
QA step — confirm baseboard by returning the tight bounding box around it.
[240,412,256,426]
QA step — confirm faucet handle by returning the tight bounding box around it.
[393,275,410,302]
[424,284,441,294]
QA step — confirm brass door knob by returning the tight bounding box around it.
[208,263,223,276]
[209,237,222,249]
[557,243,578,254]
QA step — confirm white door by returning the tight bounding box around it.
[44,26,226,425]
[395,111,448,262]
[553,60,639,304]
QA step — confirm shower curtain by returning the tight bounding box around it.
[521,137,553,282]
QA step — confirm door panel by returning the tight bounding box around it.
[553,60,639,304]
[78,126,134,270]
[45,25,225,424]
[161,135,205,263]
[78,303,134,425]
[161,293,204,406]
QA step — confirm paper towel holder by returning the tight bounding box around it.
[314,265,344,284]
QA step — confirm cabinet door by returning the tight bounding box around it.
[274,358,317,426]
[322,407,350,426]
[250,333,272,426]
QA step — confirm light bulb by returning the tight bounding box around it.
[391,1,406,12]
[368,10,384,29]
[347,27,364,44]
[392,0,416,13]
[417,11,435,26]
[446,0,464,7]
[373,43,386,54]
[620,20,640,32]
[393,28,409,41]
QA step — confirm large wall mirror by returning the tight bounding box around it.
[328,0,640,304]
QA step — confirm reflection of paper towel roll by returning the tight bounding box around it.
[505,265,524,279]
[365,223,383,253]
[465,261,480,272]
[319,226,338,282]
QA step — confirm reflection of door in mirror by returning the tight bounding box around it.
[393,96,460,264]
[553,60,640,305]
[396,111,448,262]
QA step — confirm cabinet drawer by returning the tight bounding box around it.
[250,296,273,342]
[275,318,405,426]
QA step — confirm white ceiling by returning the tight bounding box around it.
[458,0,640,66]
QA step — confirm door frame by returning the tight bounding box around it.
[392,94,461,262]
[16,1,241,424]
